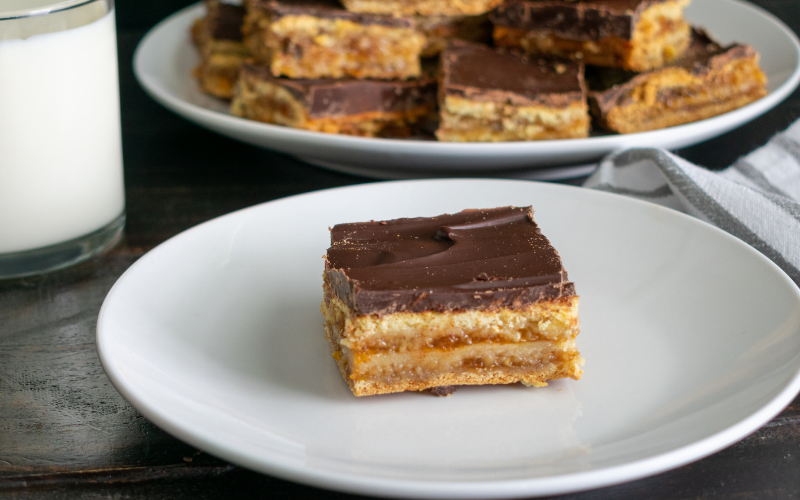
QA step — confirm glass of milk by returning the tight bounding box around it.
[0,0,125,278]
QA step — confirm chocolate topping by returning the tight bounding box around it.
[252,0,413,28]
[441,41,584,107]
[672,29,756,74]
[589,29,758,113]
[207,2,245,41]
[240,63,437,118]
[325,207,575,315]
[490,0,668,41]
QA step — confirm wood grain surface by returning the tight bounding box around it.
[2,0,800,497]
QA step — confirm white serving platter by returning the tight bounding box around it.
[98,179,800,498]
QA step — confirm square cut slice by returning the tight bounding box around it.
[491,0,692,71]
[242,0,425,79]
[191,1,250,99]
[436,41,590,142]
[587,29,767,133]
[230,63,437,137]
[321,206,583,397]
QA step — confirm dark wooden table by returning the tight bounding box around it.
[2,1,800,498]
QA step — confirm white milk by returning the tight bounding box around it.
[0,10,124,254]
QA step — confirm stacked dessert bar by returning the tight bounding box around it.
[489,0,767,133]
[194,0,498,137]
[321,207,583,396]
[585,28,767,133]
[191,0,767,139]
[191,1,249,99]
[436,41,590,141]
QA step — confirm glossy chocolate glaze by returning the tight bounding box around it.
[491,0,667,40]
[325,207,575,315]
[207,2,245,41]
[250,0,413,28]
[240,63,437,117]
[441,41,584,107]
[589,29,757,113]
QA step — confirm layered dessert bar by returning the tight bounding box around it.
[587,29,767,133]
[339,0,504,17]
[436,42,590,142]
[192,1,250,99]
[321,207,583,397]
[491,0,692,71]
[242,0,425,79]
[415,14,491,57]
[230,63,437,136]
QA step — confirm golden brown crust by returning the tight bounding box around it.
[321,276,583,397]
[436,98,590,142]
[340,0,504,17]
[242,1,424,79]
[349,364,582,396]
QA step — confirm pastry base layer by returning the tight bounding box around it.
[591,57,767,133]
[321,280,583,396]
[436,97,590,142]
[243,10,424,79]
[340,0,504,17]
[230,68,434,137]
[493,0,691,71]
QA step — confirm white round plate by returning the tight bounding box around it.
[97,180,800,499]
[133,0,800,179]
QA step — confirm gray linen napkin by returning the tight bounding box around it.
[583,121,800,285]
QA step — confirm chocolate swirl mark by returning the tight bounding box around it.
[328,207,567,295]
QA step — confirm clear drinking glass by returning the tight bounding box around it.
[0,0,125,278]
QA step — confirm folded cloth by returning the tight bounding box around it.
[584,120,800,285]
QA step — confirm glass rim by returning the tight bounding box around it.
[0,0,101,22]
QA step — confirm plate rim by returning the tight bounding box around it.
[97,179,800,499]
